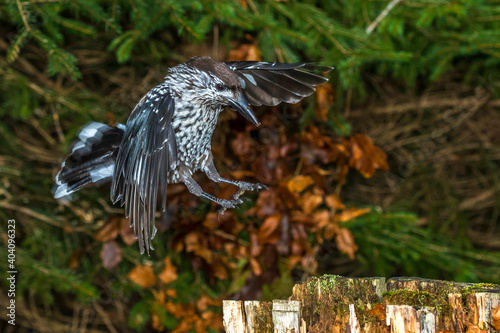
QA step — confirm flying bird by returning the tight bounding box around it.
[54,56,332,254]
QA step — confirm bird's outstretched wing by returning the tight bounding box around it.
[111,83,177,254]
[225,61,332,106]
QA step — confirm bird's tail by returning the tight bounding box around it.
[54,122,125,199]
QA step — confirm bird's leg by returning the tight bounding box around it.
[203,156,267,214]
[179,166,243,209]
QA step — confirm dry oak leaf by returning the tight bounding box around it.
[166,288,177,298]
[250,257,262,276]
[336,228,358,260]
[227,44,261,61]
[95,216,121,242]
[128,265,156,288]
[120,217,137,245]
[314,84,334,122]
[326,194,346,210]
[100,241,123,270]
[258,215,282,244]
[493,304,500,330]
[287,175,315,193]
[184,231,213,263]
[369,303,386,321]
[324,220,338,240]
[313,210,331,229]
[196,294,220,312]
[159,257,178,284]
[201,311,223,331]
[153,289,166,305]
[349,134,388,178]
[301,191,323,215]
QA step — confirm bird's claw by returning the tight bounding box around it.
[217,183,268,214]
[219,197,244,209]
[218,198,242,215]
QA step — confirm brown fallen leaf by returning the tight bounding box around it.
[128,265,156,288]
[250,257,262,276]
[287,175,314,193]
[258,215,281,244]
[227,44,261,61]
[349,134,389,178]
[159,257,178,284]
[100,241,122,270]
[95,216,120,242]
[492,304,500,330]
[335,228,358,260]
[335,207,371,223]
[301,191,323,214]
[325,194,346,210]
[314,84,334,122]
[212,262,228,280]
[313,210,331,229]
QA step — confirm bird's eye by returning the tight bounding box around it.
[215,83,225,91]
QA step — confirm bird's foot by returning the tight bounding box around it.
[219,197,244,209]
[218,199,241,216]
[217,183,267,215]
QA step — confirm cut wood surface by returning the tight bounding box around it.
[222,276,500,333]
[272,300,301,333]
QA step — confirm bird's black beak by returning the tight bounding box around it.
[228,94,259,126]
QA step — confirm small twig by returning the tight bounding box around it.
[213,229,249,247]
[93,302,119,333]
[52,105,65,143]
[366,0,403,35]
[30,118,56,146]
[0,201,63,226]
[16,0,32,32]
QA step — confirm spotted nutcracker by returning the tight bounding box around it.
[54,56,332,254]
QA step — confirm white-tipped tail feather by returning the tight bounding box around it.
[54,122,124,199]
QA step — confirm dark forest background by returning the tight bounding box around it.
[1,0,500,332]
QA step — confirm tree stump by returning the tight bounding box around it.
[289,275,386,333]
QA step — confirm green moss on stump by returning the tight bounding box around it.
[383,289,451,316]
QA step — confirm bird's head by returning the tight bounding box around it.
[182,56,259,126]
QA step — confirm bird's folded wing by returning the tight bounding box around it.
[225,61,333,106]
[111,83,177,254]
